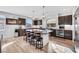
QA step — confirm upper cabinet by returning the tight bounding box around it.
[33,20,38,25]
[58,16,65,25]
[58,15,72,25]
[6,18,26,25]
[6,18,17,25]
[33,20,42,25]
[18,18,26,25]
[39,20,42,25]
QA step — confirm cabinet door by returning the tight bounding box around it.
[58,16,65,25]
[18,18,25,25]
[6,18,17,25]
[33,20,38,25]
[65,15,72,25]
[58,15,72,25]
[39,20,42,25]
[49,29,56,37]
[17,29,26,36]
[64,30,72,40]
[68,15,72,25]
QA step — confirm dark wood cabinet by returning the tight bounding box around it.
[64,30,72,40]
[6,18,17,25]
[15,29,26,36]
[39,20,42,25]
[58,15,72,25]
[33,20,38,25]
[6,18,26,25]
[50,29,72,40]
[64,15,72,25]
[49,29,56,37]
[33,20,42,25]
[18,18,26,25]
[58,16,65,25]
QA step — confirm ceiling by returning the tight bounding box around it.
[0,6,78,19]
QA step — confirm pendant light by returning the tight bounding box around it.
[32,10,35,19]
[42,6,46,19]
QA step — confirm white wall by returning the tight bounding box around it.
[0,14,25,39]
[3,25,19,39]
[0,15,6,40]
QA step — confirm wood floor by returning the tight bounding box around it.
[2,36,48,53]
[1,36,75,53]
[49,37,75,52]
[50,37,74,48]
[74,40,79,52]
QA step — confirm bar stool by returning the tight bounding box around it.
[31,35,36,45]
[26,31,31,42]
[30,32,34,44]
[30,32,35,45]
[36,36,43,49]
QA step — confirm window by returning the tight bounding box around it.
[26,18,32,27]
[0,15,5,30]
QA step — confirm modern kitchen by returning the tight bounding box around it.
[0,6,79,53]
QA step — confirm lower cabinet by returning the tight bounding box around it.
[49,29,72,40]
[64,30,72,40]
[15,29,26,36]
[49,29,56,37]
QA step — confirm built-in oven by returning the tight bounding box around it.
[56,26,64,37]
[56,30,64,37]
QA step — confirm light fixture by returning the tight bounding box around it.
[32,10,35,18]
[42,6,45,16]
